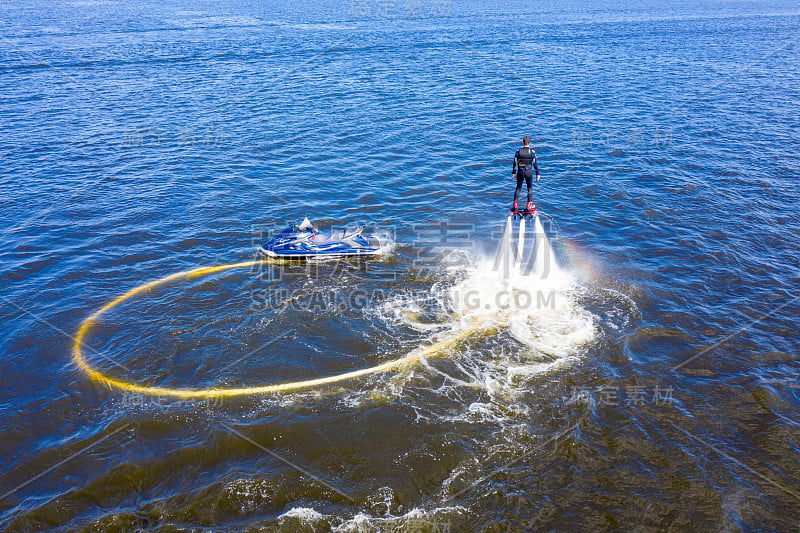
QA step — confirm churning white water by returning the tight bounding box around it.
[371,215,596,404]
[449,215,592,351]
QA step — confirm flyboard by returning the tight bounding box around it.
[509,204,537,220]
[260,217,382,259]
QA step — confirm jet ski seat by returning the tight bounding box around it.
[312,226,364,244]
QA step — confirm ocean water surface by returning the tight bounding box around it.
[1,0,799,531]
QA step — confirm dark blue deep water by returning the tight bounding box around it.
[1,1,799,531]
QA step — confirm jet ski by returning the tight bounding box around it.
[260,217,382,259]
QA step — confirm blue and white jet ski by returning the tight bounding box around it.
[260,217,382,259]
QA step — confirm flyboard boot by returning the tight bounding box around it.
[524,201,536,218]
[509,201,520,217]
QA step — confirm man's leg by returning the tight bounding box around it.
[524,169,534,212]
[512,173,524,209]
[525,170,533,205]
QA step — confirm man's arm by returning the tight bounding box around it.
[533,151,540,180]
[512,150,518,175]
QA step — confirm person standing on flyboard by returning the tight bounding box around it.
[510,135,540,216]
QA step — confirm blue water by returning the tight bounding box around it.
[2,1,799,531]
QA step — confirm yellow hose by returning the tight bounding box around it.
[72,260,475,399]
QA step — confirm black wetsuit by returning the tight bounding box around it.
[512,146,539,206]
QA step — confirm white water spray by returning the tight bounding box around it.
[450,214,595,361]
[514,216,526,274]
[371,214,596,419]
[492,215,514,278]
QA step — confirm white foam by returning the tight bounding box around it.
[331,505,467,532]
[374,227,397,256]
[275,502,467,532]
[278,506,325,523]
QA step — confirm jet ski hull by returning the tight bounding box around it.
[260,224,381,259]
